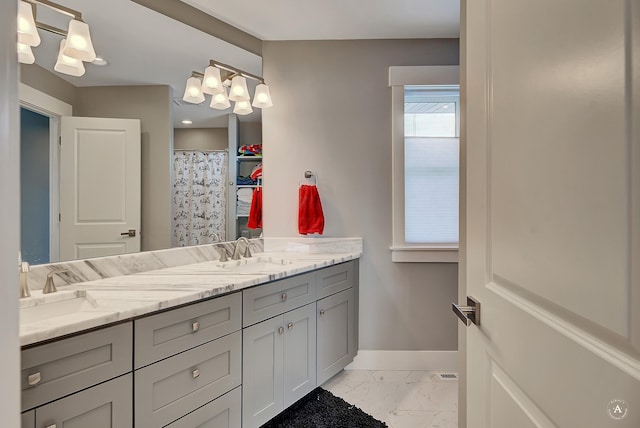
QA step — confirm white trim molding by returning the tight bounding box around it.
[346,350,458,371]
[19,83,72,117]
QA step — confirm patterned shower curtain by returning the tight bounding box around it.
[172,151,228,247]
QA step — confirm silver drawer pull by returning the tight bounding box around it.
[287,322,293,330]
[27,372,41,387]
[45,424,56,428]
[281,293,287,301]
[192,369,200,379]
[192,321,200,332]
[278,327,284,335]
[319,309,325,316]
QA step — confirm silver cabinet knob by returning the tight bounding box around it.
[281,293,288,302]
[192,321,200,332]
[278,327,284,335]
[319,309,325,316]
[192,369,200,379]
[287,322,293,330]
[27,372,41,387]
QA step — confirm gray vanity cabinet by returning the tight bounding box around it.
[34,374,132,428]
[165,386,242,428]
[21,410,34,428]
[317,288,357,385]
[242,303,317,428]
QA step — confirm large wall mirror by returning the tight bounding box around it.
[19,0,264,265]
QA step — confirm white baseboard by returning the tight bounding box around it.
[345,350,457,371]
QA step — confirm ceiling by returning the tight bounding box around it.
[28,0,460,128]
[181,0,460,40]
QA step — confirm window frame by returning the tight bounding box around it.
[390,66,460,263]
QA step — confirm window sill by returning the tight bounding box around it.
[390,246,459,263]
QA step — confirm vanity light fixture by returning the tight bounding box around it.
[17,0,98,77]
[182,59,273,115]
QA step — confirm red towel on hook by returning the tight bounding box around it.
[247,187,262,229]
[298,185,324,235]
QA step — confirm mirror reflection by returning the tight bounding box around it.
[18,0,264,265]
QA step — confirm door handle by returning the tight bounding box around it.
[121,229,136,237]
[452,296,480,326]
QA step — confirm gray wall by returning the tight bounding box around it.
[75,85,173,251]
[20,108,50,265]
[263,39,459,351]
[20,64,77,106]
[239,121,262,146]
[174,128,228,151]
[1,0,21,424]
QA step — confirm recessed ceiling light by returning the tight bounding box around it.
[181,120,193,125]
[91,57,108,66]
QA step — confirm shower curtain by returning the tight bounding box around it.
[172,150,228,247]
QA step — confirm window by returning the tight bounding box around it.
[390,67,459,263]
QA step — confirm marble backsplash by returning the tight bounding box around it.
[26,239,264,291]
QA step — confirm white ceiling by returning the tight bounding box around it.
[28,0,460,128]
[181,0,460,40]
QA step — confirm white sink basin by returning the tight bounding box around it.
[20,292,97,324]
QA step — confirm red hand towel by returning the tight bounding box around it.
[298,185,324,235]
[247,187,262,229]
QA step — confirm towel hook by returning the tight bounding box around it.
[304,170,318,186]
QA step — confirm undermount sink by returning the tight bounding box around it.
[217,257,294,274]
[20,292,97,325]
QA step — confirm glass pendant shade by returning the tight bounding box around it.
[210,88,231,110]
[233,100,253,115]
[252,84,273,108]
[182,76,205,104]
[17,1,40,47]
[63,19,96,62]
[229,76,250,102]
[54,39,85,77]
[17,43,35,64]
[202,66,224,95]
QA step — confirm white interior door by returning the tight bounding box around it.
[461,1,639,427]
[60,116,141,261]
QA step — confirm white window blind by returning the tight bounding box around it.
[404,137,459,243]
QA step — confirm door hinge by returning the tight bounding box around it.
[58,136,62,146]
[58,213,61,222]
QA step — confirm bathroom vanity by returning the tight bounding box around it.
[19,238,361,428]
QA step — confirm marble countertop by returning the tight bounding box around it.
[20,245,361,347]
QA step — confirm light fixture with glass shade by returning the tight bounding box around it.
[17,1,40,47]
[233,100,253,115]
[182,75,206,104]
[202,65,224,95]
[54,39,85,77]
[63,19,96,62]
[184,60,274,113]
[252,83,273,108]
[16,0,100,74]
[17,43,35,64]
[210,88,231,110]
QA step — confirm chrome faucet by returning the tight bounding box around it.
[231,237,252,260]
[43,269,69,294]
[19,261,31,299]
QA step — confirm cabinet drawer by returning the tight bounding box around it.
[35,374,132,428]
[166,386,241,428]
[135,292,241,368]
[135,330,242,428]
[21,322,132,411]
[243,272,315,326]
[315,261,354,300]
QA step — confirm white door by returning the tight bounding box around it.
[460,1,639,427]
[60,117,141,261]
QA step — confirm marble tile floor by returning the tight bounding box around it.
[324,370,458,428]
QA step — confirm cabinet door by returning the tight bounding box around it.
[21,410,34,428]
[242,315,284,428]
[166,386,241,428]
[317,288,356,385]
[35,374,132,428]
[283,303,316,406]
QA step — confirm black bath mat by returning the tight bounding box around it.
[261,387,388,428]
